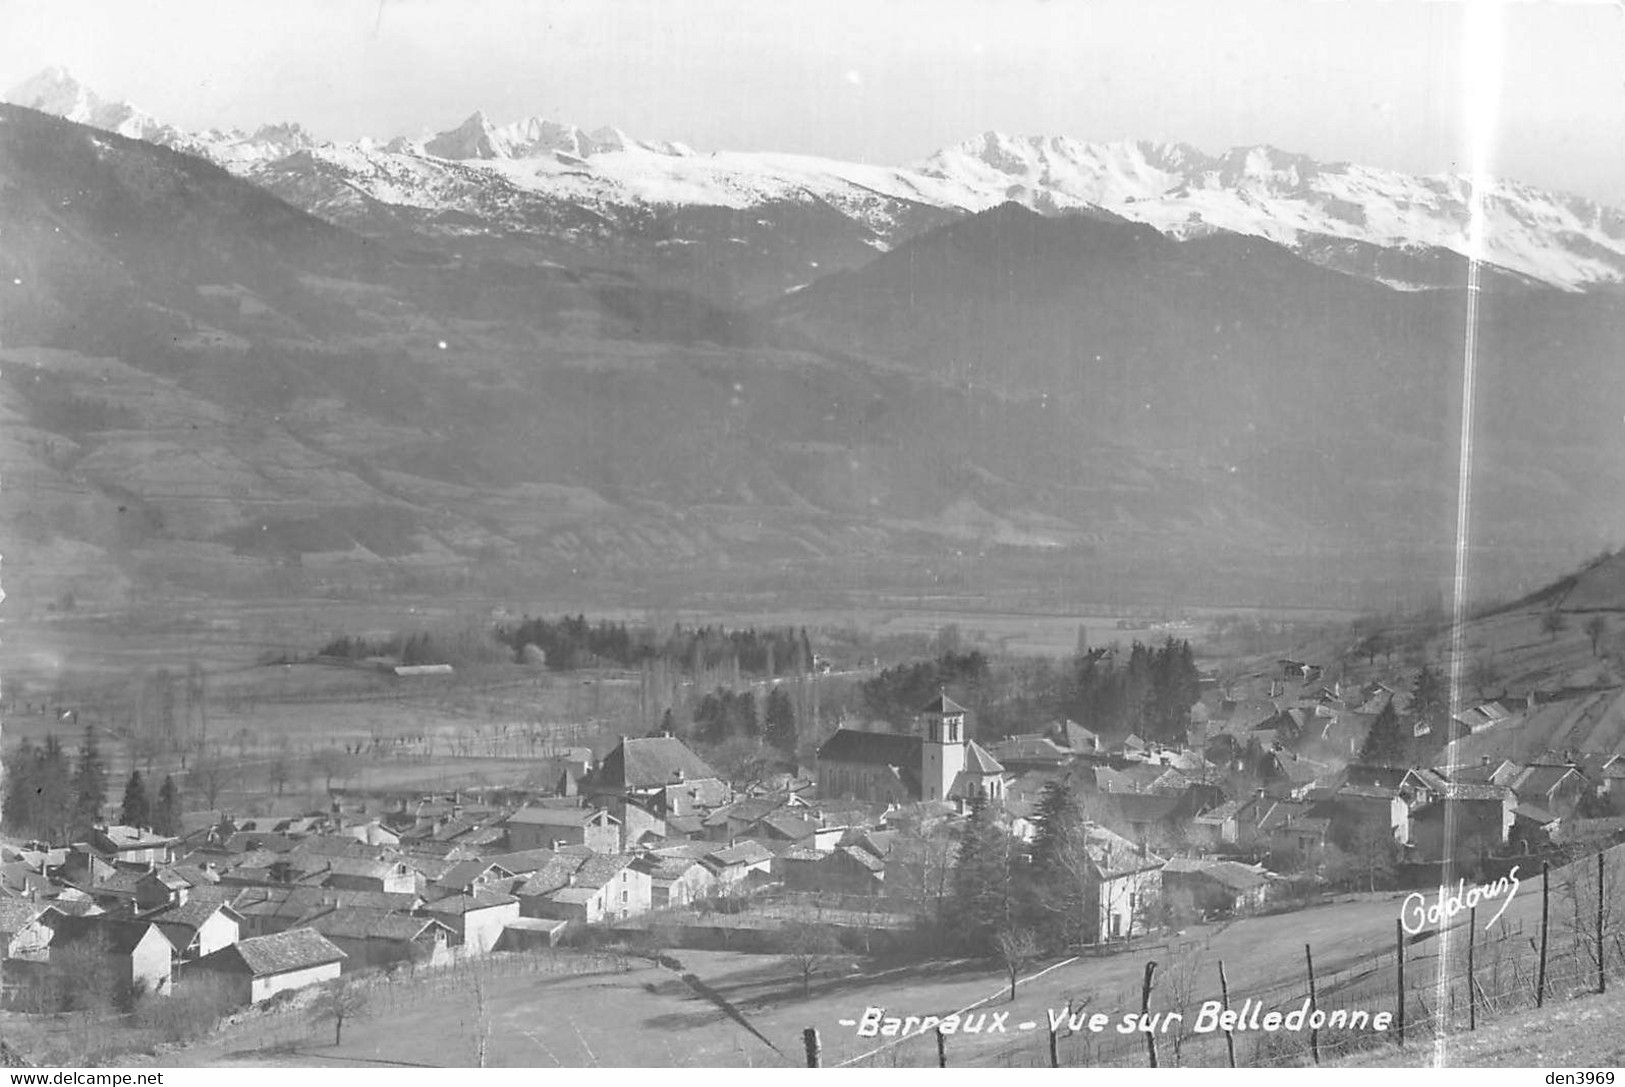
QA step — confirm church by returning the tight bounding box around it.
[815,692,1006,806]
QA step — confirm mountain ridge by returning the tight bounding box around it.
[8,67,1625,297]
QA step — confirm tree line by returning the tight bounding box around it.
[322,616,819,677]
[495,617,817,676]
[1,726,182,843]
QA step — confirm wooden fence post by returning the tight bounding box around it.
[936,1026,947,1068]
[1218,960,1236,1069]
[1048,1024,1059,1068]
[1599,851,1607,995]
[1467,905,1477,1032]
[802,1028,820,1068]
[1141,960,1158,1069]
[1305,943,1319,1065]
[1395,919,1405,1047]
[1538,860,1550,1008]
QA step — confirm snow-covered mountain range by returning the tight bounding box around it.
[9,66,1625,293]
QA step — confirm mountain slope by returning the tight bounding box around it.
[770,202,1625,571]
[2,104,1362,618]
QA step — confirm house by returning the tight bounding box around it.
[420,892,520,954]
[0,900,59,1006]
[138,893,243,961]
[305,908,452,971]
[190,927,346,1005]
[1161,857,1271,920]
[226,885,421,937]
[1074,825,1166,942]
[1258,800,1331,863]
[776,845,884,896]
[90,825,175,868]
[321,857,417,895]
[1309,785,1402,850]
[703,840,775,891]
[48,915,175,1000]
[635,854,715,909]
[505,806,621,853]
[587,736,729,817]
[1496,764,1592,820]
[530,854,652,924]
[1396,769,1512,863]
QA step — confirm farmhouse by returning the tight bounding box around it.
[190,927,346,1005]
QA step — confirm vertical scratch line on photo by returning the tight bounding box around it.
[1440,1,1504,1069]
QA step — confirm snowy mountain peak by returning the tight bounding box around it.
[4,65,170,142]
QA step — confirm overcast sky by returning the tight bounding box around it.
[4,0,1624,203]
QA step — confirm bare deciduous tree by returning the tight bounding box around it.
[311,978,369,1046]
[994,926,1039,1003]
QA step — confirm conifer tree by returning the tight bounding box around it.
[1411,663,1445,729]
[0,738,39,835]
[154,775,182,837]
[32,736,75,843]
[763,686,797,757]
[120,770,151,828]
[71,726,109,836]
[1358,699,1408,767]
[950,794,1014,954]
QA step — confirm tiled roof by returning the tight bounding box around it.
[919,692,968,715]
[597,737,721,789]
[707,840,774,867]
[98,825,175,850]
[225,928,346,975]
[422,891,517,915]
[572,854,634,889]
[755,812,818,841]
[1512,764,1586,797]
[482,849,558,875]
[138,891,239,931]
[518,856,585,898]
[307,907,442,942]
[961,741,1005,775]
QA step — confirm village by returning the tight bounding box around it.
[4,625,1624,1045]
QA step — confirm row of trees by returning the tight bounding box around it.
[1,727,182,842]
[687,686,799,756]
[490,616,818,676]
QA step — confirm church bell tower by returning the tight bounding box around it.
[920,689,968,802]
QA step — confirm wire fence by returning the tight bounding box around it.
[839,847,1625,1069]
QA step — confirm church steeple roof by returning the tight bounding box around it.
[920,690,967,715]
